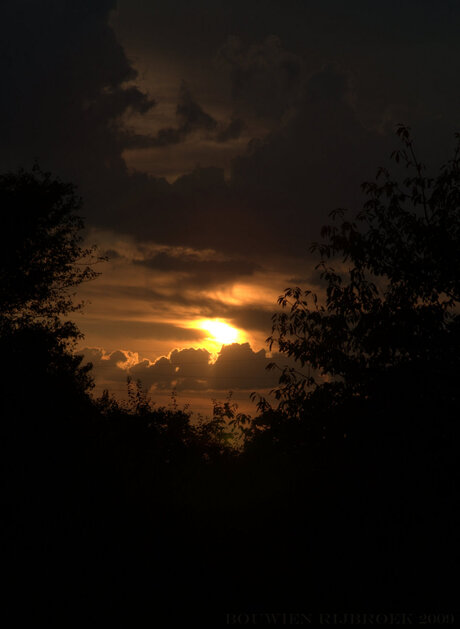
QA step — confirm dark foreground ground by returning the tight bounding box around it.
[3,392,458,627]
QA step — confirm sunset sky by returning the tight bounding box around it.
[3,0,460,414]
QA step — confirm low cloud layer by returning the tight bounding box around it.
[80,342,300,397]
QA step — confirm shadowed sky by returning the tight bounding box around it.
[3,0,459,413]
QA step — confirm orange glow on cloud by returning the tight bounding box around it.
[200,277,285,309]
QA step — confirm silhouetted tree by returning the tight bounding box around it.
[267,126,460,434]
[0,164,101,327]
[0,166,108,623]
[0,165,104,410]
[240,127,460,614]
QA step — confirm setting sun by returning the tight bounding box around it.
[198,319,240,345]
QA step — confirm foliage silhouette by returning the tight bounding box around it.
[265,125,460,435]
[0,164,103,328]
[0,165,104,409]
[0,166,106,624]
[238,128,460,619]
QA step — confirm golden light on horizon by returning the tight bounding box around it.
[198,319,240,346]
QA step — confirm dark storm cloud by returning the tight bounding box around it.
[0,0,155,185]
[225,307,274,334]
[227,65,391,249]
[148,82,218,147]
[216,35,303,121]
[134,250,260,288]
[100,63,396,258]
[175,83,217,132]
[3,0,460,263]
[216,117,246,143]
[125,84,246,148]
[94,62,388,262]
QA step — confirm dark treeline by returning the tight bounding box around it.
[1,130,459,625]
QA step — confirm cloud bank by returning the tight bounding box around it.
[80,342,300,398]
